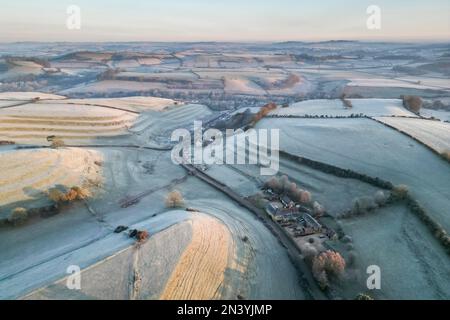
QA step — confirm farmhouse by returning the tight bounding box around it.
[302,213,322,232]
[281,195,295,208]
[265,203,299,222]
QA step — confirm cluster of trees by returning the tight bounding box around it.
[264,175,327,216]
[264,175,312,205]
[312,250,346,290]
[5,186,91,226]
[402,95,423,114]
[342,185,410,218]
[48,186,90,203]
[341,190,388,218]
[250,102,277,126]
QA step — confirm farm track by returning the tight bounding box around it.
[0,100,34,109]
[118,175,187,208]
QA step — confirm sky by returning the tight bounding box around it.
[0,0,449,42]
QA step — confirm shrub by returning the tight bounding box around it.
[253,192,268,208]
[313,201,325,216]
[65,186,90,201]
[440,150,450,163]
[48,188,67,202]
[280,175,290,191]
[165,190,184,208]
[301,243,318,262]
[374,190,387,206]
[299,190,312,204]
[136,230,149,243]
[48,186,90,203]
[341,235,353,243]
[287,182,298,197]
[391,184,409,201]
[340,94,353,108]
[251,102,277,125]
[8,207,28,225]
[351,196,376,215]
[312,250,346,289]
[50,138,65,148]
[356,293,374,300]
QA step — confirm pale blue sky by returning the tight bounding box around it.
[0,0,448,42]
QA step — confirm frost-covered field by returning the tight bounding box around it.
[59,80,167,95]
[36,96,178,112]
[375,117,450,153]
[272,99,418,117]
[421,108,450,122]
[256,118,450,231]
[0,92,65,100]
[347,78,448,90]
[339,204,450,299]
[224,76,266,95]
[26,213,236,300]
[0,102,138,144]
[0,148,102,212]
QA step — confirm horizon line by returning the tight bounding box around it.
[1,39,449,45]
